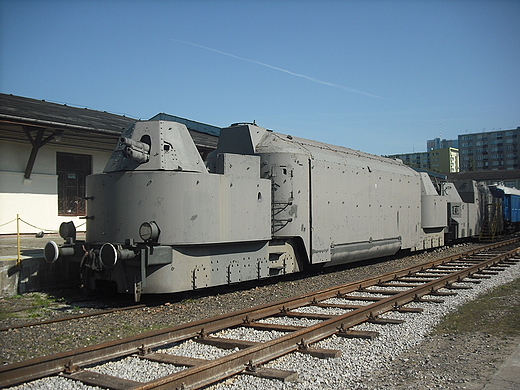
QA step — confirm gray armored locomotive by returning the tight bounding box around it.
[45,121,493,300]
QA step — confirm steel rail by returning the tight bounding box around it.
[0,304,146,332]
[1,238,518,388]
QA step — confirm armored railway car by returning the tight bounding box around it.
[45,121,487,301]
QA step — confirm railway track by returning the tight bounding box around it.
[0,304,146,333]
[2,238,520,389]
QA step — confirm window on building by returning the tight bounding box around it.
[57,152,92,216]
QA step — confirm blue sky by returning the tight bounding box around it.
[1,0,519,156]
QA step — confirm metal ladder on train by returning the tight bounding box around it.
[479,203,501,242]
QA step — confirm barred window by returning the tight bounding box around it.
[57,152,92,216]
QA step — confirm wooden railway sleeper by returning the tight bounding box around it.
[444,282,472,290]
[367,312,405,325]
[413,294,444,304]
[336,323,379,340]
[396,306,423,313]
[426,286,457,296]
[63,370,142,389]
[244,360,298,383]
[501,259,520,265]
[475,269,499,275]
[486,266,508,271]
[457,275,481,284]
[391,302,423,314]
[491,262,510,267]
[296,339,341,359]
[467,273,492,279]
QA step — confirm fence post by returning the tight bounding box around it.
[17,214,21,267]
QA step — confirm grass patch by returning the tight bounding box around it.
[5,294,23,300]
[29,292,56,308]
[0,311,17,320]
[433,277,520,336]
[0,292,60,320]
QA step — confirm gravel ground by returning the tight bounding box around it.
[1,242,519,389]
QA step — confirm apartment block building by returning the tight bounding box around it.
[458,127,520,172]
[387,147,459,174]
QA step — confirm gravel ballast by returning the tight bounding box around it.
[205,260,520,390]
[2,243,520,389]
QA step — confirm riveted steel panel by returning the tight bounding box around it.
[419,173,447,229]
[104,120,206,173]
[309,157,419,264]
[252,130,423,264]
[216,153,261,178]
[259,152,311,258]
[89,242,270,294]
[86,170,271,245]
[143,242,270,293]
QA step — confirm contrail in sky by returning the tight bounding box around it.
[168,38,384,99]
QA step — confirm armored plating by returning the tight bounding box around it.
[44,121,516,301]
